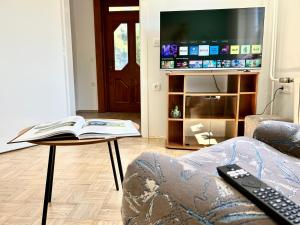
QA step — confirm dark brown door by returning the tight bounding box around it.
[106,11,140,112]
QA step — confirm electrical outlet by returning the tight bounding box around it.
[281,83,292,94]
[152,82,161,91]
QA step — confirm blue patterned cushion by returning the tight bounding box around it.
[122,137,300,225]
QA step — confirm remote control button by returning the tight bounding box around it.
[289,215,296,220]
[261,195,266,199]
[297,213,300,217]
[292,210,298,214]
[280,208,286,213]
[284,212,291,216]
[260,188,265,192]
[294,219,300,224]
[253,190,258,194]
[266,187,272,190]
[281,203,287,207]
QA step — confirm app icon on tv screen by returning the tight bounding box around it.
[210,46,219,55]
[203,60,216,68]
[161,60,175,69]
[252,45,262,54]
[189,60,203,68]
[231,59,245,68]
[179,46,188,56]
[220,45,230,55]
[199,45,210,56]
[189,46,199,55]
[176,59,189,68]
[161,44,178,57]
[222,60,231,68]
[230,45,240,55]
[241,45,251,54]
[246,59,261,68]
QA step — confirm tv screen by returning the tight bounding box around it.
[160,7,265,70]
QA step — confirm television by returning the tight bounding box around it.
[160,7,265,70]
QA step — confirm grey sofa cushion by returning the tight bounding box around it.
[254,120,300,159]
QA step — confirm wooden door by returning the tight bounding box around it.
[106,11,140,112]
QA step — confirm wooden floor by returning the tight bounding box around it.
[0,138,191,225]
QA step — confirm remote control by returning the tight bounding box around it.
[217,164,300,225]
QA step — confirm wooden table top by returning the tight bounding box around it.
[19,123,140,146]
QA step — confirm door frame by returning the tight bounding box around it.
[93,0,140,113]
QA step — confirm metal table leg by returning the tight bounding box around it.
[107,142,119,191]
[113,140,124,183]
[42,145,56,225]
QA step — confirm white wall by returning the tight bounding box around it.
[140,0,274,137]
[0,0,75,153]
[273,0,300,119]
[70,0,98,111]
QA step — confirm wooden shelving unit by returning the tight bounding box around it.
[166,71,259,150]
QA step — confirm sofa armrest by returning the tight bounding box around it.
[253,120,300,158]
[122,152,274,225]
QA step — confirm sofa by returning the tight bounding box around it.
[121,121,300,225]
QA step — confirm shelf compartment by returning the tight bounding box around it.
[184,119,236,148]
[239,94,256,119]
[227,75,239,93]
[168,121,183,146]
[185,96,237,119]
[169,95,184,119]
[240,75,257,92]
[238,121,245,136]
[185,92,238,97]
[169,76,184,92]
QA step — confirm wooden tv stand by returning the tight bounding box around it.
[166,70,259,150]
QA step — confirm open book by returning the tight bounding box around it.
[9,116,140,143]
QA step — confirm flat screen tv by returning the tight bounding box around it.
[160,7,265,70]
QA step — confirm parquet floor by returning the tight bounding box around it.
[0,138,191,225]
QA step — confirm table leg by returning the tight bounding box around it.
[48,146,56,202]
[113,140,124,183]
[107,142,119,191]
[42,145,56,225]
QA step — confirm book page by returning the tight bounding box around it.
[78,119,140,139]
[10,116,85,143]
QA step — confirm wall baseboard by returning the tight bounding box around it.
[76,110,99,114]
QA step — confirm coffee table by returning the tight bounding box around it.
[22,123,139,225]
